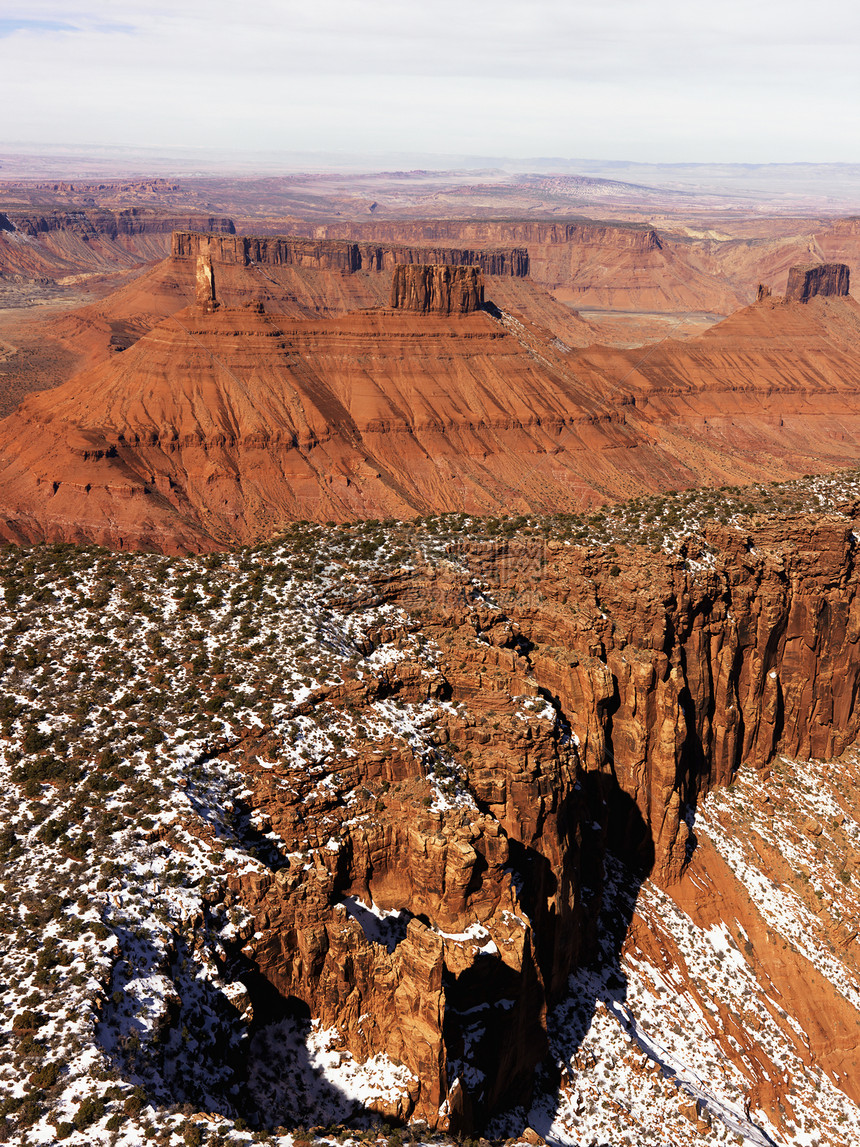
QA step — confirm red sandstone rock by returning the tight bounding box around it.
[2,264,860,550]
[785,262,850,301]
[172,230,529,279]
[216,513,860,1129]
[389,264,484,314]
[195,255,217,313]
[302,218,745,313]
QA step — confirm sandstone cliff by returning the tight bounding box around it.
[2,279,860,551]
[308,219,662,254]
[216,511,860,1130]
[171,230,528,278]
[298,219,746,313]
[0,211,236,301]
[3,511,860,1141]
[389,264,484,314]
[9,208,236,241]
[785,261,850,301]
[195,255,217,313]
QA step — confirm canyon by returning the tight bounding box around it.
[1,169,860,1146]
[220,507,860,1133]
[2,489,860,1144]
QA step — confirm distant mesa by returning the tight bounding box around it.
[389,264,484,314]
[171,230,529,278]
[10,208,235,241]
[786,262,850,302]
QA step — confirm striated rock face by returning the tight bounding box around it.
[5,283,860,550]
[785,262,850,301]
[389,264,484,314]
[309,219,662,254]
[219,513,860,1131]
[9,209,236,241]
[0,212,238,318]
[171,230,529,278]
[300,219,750,313]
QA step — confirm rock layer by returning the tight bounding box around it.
[222,513,860,1130]
[171,230,529,279]
[302,219,746,313]
[389,264,484,314]
[785,261,850,301]
[9,208,236,240]
[3,268,860,549]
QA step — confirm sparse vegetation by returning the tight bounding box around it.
[0,469,859,1141]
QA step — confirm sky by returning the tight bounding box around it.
[1,0,859,164]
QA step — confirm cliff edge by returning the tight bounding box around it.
[389,264,484,314]
[786,261,850,301]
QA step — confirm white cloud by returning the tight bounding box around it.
[0,0,858,161]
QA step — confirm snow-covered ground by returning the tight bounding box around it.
[487,753,860,1147]
[2,487,860,1145]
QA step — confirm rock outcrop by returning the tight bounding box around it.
[9,208,236,240]
[219,512,860,1130]
[299,219,748,313]
[785,262,850,301]
[309,219,662,254]
[171,231,529,278]
[389,264,484,314]
[0,211,237,313]
[195,255,217,313]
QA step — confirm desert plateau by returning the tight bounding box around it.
[0,157,859,1147]
[3,16,860,1141]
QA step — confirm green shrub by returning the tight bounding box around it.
[31,1062,60,1089]
[124,1092,144,1116]
[183,1121,205,1146]
[12,1009,42,1032]
[73,1095,105,1129]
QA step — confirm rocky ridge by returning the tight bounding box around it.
[171,231,529,279]
[389,265,484,314]
[9,209,236,241]
[299,219,745,313]
[0,210,237,300]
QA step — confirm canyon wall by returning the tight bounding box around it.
[785,261,850,301]
[307,219,663,254]
[6,287,860,552]
[8,208,236,240]
[295,218,745,312]
[225,513,860,1131]
[171,230,529,278]
[389,264,484,314]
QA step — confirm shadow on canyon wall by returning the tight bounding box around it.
[493,775,654,1141]
[98,780,653,1137]
[98,925,377,1132]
